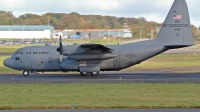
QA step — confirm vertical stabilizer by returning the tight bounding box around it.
[156,0,194,47]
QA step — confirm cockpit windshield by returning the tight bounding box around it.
[15,49,24,55]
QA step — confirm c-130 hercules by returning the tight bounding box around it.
[4,0,194,76]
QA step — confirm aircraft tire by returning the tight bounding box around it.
[90,72,99,76]
[23,70,29,76]
[80,72,89,76]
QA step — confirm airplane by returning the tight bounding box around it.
[4,0,194,76]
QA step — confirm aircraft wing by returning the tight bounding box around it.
[80,44,113,51]
[67,44,116,60]
[69,44,114,55]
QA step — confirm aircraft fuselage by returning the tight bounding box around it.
[4,40,168,73]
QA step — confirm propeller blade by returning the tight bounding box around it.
[60,54,63,63]
[57,35,63,63]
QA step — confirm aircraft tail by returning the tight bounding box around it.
[156,0,194,48]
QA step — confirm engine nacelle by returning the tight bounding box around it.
[60,60,79,71]
[60,60,101,72]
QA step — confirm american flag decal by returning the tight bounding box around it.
[173,15,182,20]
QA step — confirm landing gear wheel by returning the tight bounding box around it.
[23,70,29,76]
[80,72,89,76]
[90,72,99,76]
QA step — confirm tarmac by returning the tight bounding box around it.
[0,72,200,84]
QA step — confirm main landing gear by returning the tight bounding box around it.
[80,72,99,76]
[23,70,29,76]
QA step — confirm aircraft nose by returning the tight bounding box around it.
[3,58,13,68]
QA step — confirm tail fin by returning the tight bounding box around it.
[156,0,194,47]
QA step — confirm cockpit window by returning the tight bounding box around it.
[15,49,24,55]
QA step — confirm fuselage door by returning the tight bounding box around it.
[113,56,120,69]
[31,60,38,70]
[107,59,113,69]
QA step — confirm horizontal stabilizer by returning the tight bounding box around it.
[165,45,193,49]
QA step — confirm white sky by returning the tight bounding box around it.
[0,0,199,27]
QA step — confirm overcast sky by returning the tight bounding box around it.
[0,0,199,27]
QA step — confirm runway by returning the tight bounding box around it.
[0,109,200,112]
[0,72,200,84]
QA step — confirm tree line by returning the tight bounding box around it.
[0,10,198,39]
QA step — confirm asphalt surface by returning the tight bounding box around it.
[0,109,200,112]
[1,72,200,84]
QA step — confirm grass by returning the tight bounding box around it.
[0,48,18,53]
[0,83,200,109]
[125,54,200,72]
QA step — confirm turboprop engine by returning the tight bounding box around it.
[60,60,79,71]
[60,60,100,72]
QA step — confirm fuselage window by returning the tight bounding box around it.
[15,49,24,55]
[15,57,20,61]
[15,50,19,55]
[20,49,24,55]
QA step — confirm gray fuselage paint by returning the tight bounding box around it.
[10,40,168,72]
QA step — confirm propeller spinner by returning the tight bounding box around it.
[57,35,63,63]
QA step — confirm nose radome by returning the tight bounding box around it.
[3,58,13,68]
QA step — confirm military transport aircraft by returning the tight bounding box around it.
[4,0,194,76]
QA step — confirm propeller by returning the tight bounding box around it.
[57,35,63,63]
